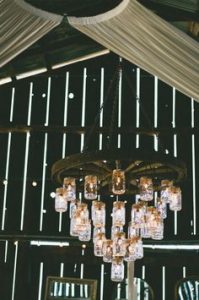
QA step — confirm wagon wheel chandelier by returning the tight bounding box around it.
[51,62,187,282]
[52,148,186,194]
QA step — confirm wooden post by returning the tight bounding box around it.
[127,261,135,300]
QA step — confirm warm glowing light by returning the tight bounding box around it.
[112,169,125,195]
[139,176,153,201]
[63,177,76,201]
[84,175,97,200]
[53,170,183,282]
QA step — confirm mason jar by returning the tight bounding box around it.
[84,175,98,200]
[111,257,124,282]
[112,169,125,195]
[63,177,76,201]
[55,187,67,212]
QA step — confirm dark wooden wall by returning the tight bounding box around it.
[0,53,198,299]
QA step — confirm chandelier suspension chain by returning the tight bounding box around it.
[83,60,168,154]
[107,63,121,150]
[122,70,166,154]
[83,64,120,152]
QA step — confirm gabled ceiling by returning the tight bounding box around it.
[0,0,198,83]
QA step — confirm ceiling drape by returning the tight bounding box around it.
[68,0,199,101]
[0,0,62,67]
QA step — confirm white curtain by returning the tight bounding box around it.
[0,0,62,67]
[68,0,199,101]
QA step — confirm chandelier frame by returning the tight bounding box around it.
[52,149,187,195]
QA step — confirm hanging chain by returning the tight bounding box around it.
[83,65,120,152]
[107,64,122,149]
[122,70,166,153]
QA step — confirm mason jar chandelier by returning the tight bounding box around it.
[51,62,186,282]
[52,150,185,282]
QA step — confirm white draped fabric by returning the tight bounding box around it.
[68,0,199,101]
[0,0,62,67]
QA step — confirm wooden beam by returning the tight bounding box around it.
[0,124,198,135]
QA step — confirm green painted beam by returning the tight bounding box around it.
[139,0,199,21]
[149,0,199,13]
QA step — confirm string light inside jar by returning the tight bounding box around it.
[112,169,125,195]
[84,175,98,200]
[63,177,76,201]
